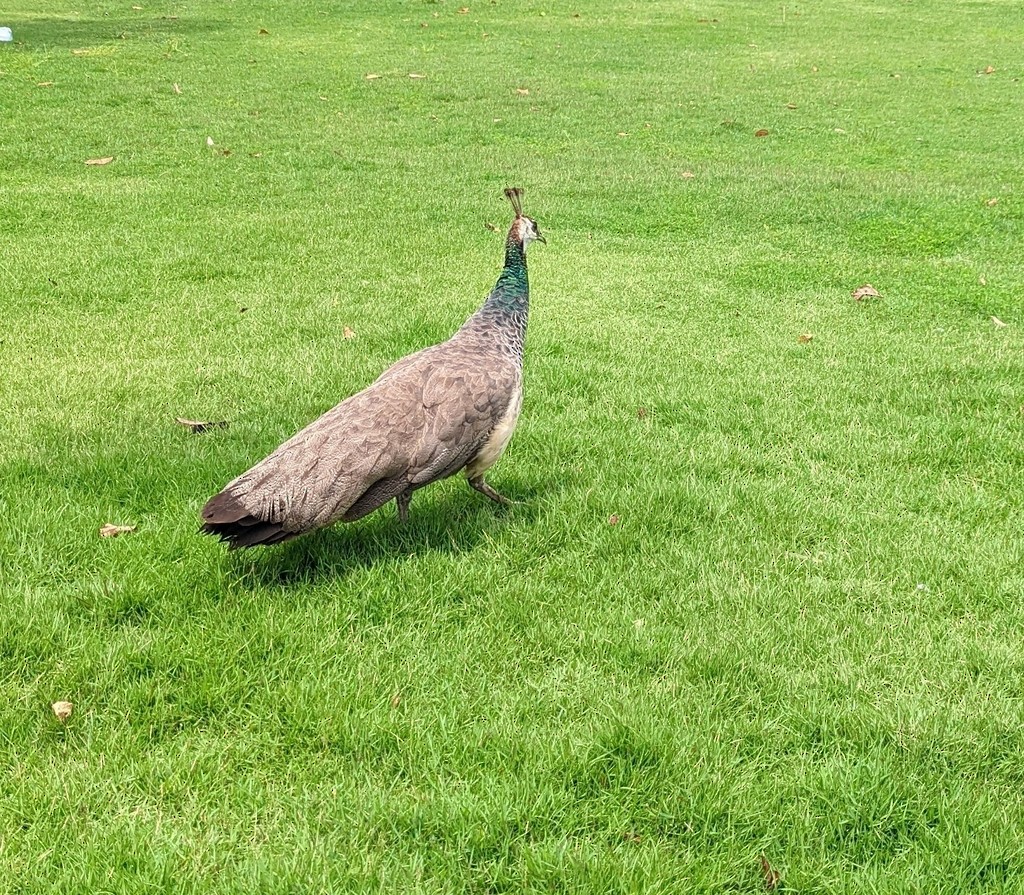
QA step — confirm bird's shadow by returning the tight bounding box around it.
[220,478,551,589]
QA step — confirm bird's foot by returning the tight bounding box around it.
[469,476,513,506]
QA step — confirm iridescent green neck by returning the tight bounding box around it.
[483,238,528,313]
[458,236,530,362]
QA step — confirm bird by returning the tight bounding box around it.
[200,187,544,548]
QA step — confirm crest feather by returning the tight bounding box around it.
[504,187,523,218]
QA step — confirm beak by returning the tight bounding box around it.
[536,234,546,244]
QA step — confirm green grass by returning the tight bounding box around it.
[2,0,1024,891]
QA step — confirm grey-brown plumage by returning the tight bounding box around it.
[201,188,544,548]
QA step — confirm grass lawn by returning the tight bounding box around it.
[2,0,1024,890]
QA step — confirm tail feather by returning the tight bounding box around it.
[200,488,294,549]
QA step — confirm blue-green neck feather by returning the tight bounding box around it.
[461,235,529,362]
[484,238,529,313]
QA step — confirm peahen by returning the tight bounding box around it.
[200,188,544,548]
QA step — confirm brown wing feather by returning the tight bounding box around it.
[200,333,519,545]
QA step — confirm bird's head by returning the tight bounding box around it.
[505,187,545,248]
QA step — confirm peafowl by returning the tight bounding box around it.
[200,188,544,548]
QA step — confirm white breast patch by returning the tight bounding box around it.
[466,382,523,479]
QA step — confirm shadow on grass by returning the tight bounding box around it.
[217,476,551,588]
[4,13,223,48]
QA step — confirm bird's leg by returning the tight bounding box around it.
[468,476,512,506]
[396,491,411,523]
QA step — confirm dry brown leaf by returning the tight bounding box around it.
[365,73,381,80]
[991,316,1007,327]
[100,523,136,538]
[608,514,620,526]
[852,284,881,301]
[760,855,781,891]
[986,197,999,207]
[175,417,228,434]
[390,691,401,708]
[680,171,695,178]
[408,72,426,79]
[515,87,530,96]
[343,326,356,340]
[797,332,814,344]
[258,27,270,35]
[85,156,114,166]
[982,65,995,75]
[52,701,73,722]
[37,81,55,87]
[754,128,770,137]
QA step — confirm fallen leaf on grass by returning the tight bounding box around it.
[390,691,401,708]
[458,6,470,12]
[52,701,73,722]
[484,221,499,232]
[365,73,381,80]
[991,316,1007,327]
[785,102,797,109]
[979,275,987,285]
[636,407,648,419]
[760,855,781,890]
[986,197,999,207]
[175,417,228,433]
[852,284,881,301]
[172,82,181,94]
[680,170,695,178]
[608,514,620,525]
[206,136,214,147]
[258,27,270,35]
[343,326,356,340]
[408,72,426,79]
[980,65,995,75]
[85,156,114,166]
[754,128,770,137]
[515,87,530,96]
[797,332,814,344]
[100,523,136,538]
